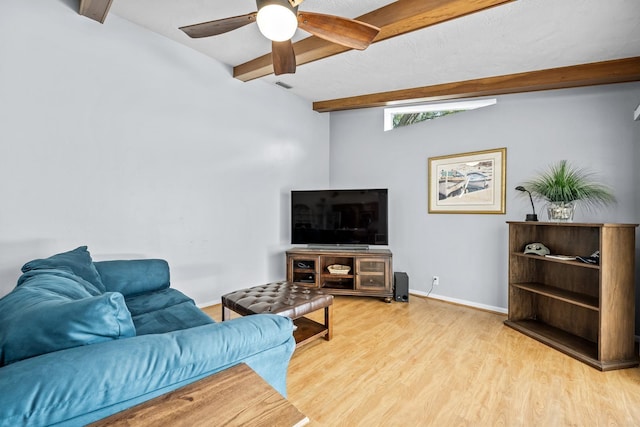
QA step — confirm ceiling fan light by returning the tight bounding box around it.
[256,4,298,42]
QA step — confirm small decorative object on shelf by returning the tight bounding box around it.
[523,242,550,256]
[544,254,577,261]
[327,264,351,275]
[519,160,616,222]
[576,250,600,265]
[547,201,575,222]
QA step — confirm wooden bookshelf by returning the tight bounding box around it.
[504,221,638,371]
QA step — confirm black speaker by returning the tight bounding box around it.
[394,272,409,302]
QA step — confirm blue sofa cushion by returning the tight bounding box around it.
[124,287,195,316]
[94,259,170,296]
[125,287,214,335]
[21,246,106,293]
[0,271,135,366]
[131,300,215,335]
[16,268,102,296]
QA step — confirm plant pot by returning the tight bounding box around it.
[547,201,575,222]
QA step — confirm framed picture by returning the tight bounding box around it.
[428,147,506,214]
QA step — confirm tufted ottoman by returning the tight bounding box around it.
[221,282,333,348]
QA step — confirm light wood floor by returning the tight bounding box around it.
[204,296,640,426]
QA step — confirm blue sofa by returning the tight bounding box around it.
[0,247,295,427]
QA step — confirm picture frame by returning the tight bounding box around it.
[428,147,506,214]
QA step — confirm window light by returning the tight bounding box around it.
[383,99,497,131]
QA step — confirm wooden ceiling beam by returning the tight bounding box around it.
[79,0,113,24]
[312,57,640,112]
[233,0,515,82]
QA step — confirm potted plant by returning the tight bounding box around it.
[520,160,616,222]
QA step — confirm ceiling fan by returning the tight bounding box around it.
[179,0,380,75]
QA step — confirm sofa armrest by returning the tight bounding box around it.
[94,259,170,296]
[0,314,295,427]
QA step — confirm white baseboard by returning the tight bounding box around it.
[410,289,508,314]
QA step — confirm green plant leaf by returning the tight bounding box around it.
[520,160,616,211]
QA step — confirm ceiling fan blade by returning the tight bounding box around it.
[179,12,257,38]
[272,40,296,75]
[288,0,305,6]
[297,12,380,50]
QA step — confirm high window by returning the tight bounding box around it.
[383,99,497,131]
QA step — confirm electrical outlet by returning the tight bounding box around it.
[433,275,440,286]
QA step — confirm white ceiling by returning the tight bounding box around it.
[110,0,640,103]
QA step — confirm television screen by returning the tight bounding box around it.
[291,189,388,246]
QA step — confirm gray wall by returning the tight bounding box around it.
[0,0,330,304]
[329,84,640,313]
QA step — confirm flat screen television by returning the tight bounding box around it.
[291,189,388,246]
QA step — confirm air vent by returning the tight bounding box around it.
[275,81,293,89]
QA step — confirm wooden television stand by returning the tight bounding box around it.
[286,247,393,302]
